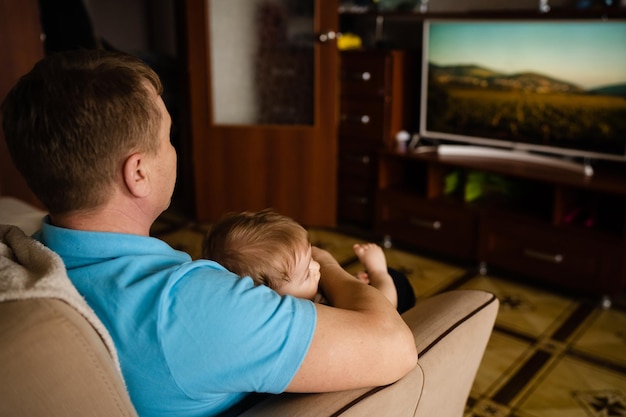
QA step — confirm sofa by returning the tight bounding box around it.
[0,196,499,417]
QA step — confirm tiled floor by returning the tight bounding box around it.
[152,210,626,417]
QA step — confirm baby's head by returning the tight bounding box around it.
[202,209,321,300]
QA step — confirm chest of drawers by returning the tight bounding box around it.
[337,50,414,227]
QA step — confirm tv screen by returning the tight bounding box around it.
[420,19,626,162]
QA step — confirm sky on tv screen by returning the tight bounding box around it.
[428,21,626,90]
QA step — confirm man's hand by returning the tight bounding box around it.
[287,246,417,392]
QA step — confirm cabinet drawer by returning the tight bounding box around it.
[339,100,386,141]
[338,179,375,225]
[338,195,374,225]
[478,216,624,294]
[338,149,377,181]
[341,52,389,98]
[377,191,477,260]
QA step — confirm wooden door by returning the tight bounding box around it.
[180,0,339,227]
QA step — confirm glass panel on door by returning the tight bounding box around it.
[209,0,314,125]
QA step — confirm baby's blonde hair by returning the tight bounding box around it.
[202,209,310,291]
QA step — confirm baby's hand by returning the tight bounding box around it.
[354,271,370,285]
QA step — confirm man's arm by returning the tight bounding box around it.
[286,247,417,392]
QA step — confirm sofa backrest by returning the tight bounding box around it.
[0,298,139,417]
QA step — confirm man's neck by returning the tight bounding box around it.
[51,201,156,236]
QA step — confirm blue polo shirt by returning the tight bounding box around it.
[36,218,316,417]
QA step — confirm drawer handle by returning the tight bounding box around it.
[345,154,371,164]
[524,249,564,264]
[410,217,442,230]
[346,195,368,205]
[347,71,371,81]
[341,114,370,124]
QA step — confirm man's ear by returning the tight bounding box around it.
[123,153,151,198]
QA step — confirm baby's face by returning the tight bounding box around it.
[278,245,320,300]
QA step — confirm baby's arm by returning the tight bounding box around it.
[353,243,398,309]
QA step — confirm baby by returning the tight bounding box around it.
[201,209,400,308]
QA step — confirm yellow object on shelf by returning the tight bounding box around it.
[337,33,362,50]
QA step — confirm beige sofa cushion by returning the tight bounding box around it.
[0,298,139,417]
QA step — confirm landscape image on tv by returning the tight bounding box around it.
[421,20,626,159]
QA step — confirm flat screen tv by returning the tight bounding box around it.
[419,19,626,173]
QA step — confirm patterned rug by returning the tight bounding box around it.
[152,210,626,417]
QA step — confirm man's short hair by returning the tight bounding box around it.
[1,49,163,214]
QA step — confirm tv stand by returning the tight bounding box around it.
[375,148,626,298]
[436,145,594,177]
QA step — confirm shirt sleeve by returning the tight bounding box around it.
[158,262,317,399]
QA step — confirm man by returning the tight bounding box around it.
[1,50,416,417]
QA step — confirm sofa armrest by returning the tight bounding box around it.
[407,290,498,417]
[239,290,498,417]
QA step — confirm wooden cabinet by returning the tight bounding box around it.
[478,213,623,294]
[377,190,477,259]
[337,50,414,227]
[376,150,626,297]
